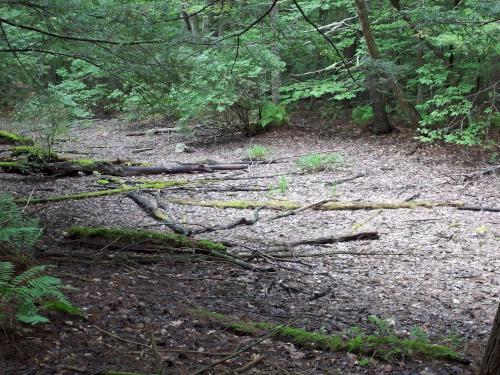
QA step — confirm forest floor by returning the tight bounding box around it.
[0,115,499,375]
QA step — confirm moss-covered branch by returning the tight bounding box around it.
[65,226,268,271]
[167,198,466,211]
[188,308,466,363]
[14,180,190,205]
[0,130,34,145]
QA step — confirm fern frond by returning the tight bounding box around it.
[12,265,47,286]
[0,262,15,284]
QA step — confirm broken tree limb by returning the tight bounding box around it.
[166,198,474,211]
[266,198,335,222]
[126,127,178,136]
[290,232,380,246]
[126,192,190,235]
[14,179,190,205]
[458,206,500,213]
[192,207,264,235]
[325,172,368,186]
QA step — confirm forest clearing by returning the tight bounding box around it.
[1,118,498,374]
[0,0,499,374]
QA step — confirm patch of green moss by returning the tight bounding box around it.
[197,239,226,251]
[0,161,33,174]
[10,146,60,162]
[66,226,226,251]
[72,159,104,167]
[187,308,463,362]
[0,130,34,145]
[97,179,110,185]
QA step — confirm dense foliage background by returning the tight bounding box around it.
[0,0,499,145]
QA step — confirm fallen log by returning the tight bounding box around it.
[3,160,249,177]
[127,192,190,235]
[290,232,380,246]
[65,226,270,271]
[166,198,471,211]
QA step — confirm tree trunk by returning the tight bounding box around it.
[366,73,393,134]
[480,303,500,375]
[269,1,281,104]
[354,0,421,127]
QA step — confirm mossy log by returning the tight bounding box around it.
[1,159,248,177]
[66,226,269,271]
[167,198,467,211]
[0,130,34,145]
[187,308,466,363]
[14,180,189,205]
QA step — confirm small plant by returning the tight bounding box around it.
[295,153,344,173]
[352,105,374,126]
[0,262,80,325]
[273,176,290,195]
[247,144,270,159]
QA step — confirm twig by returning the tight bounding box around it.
[94,325,149,348]
[324,172,368,186]
[189,319,298,375]
[235,356,263,373]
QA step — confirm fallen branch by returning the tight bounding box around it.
[167,198,471,211]
[190,318,296,375]
[127,192,190,235]
[14,180,189,205]
[325,172,368,186]
[126,127,178,136]
[290,232,380,246]
[193,207,264,235]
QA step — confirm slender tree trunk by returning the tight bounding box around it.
[269,1,281,104]
[366,73,393,134]
[480,303,500,375]
[354,0,421,127]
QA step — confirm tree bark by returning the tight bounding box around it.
[269,1,281,104]
[354,0,421,127]
[366,73,393,134]
[480,303,500,375]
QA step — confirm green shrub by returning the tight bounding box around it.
[259,102,288,127]
[247,144,270,159]
[0,262,80,325]
[295,153,344,173]
[352,105,374,126]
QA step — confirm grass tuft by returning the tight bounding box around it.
[247,144,270,159]
[295,153,344,172]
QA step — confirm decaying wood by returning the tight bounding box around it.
[127,192,191,235]
[126,127,178,136]
[290,232,380,246]
[167,198,471,211]
[458,206,500,213]
[2,160,249,177]
[193,207,264,235]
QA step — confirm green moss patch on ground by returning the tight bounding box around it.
[188,308,464,363]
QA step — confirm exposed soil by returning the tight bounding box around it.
[1,116,499,375]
